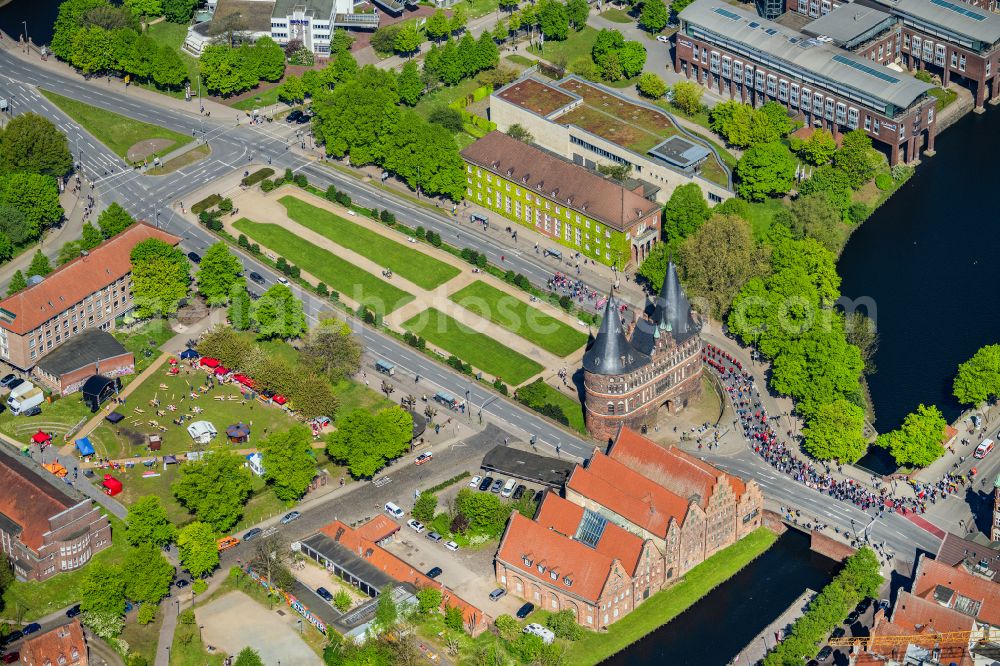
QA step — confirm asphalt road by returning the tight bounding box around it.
[0,51,945,563]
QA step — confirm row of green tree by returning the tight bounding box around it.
[198,38,287,96]
[763,548,882,664]
[0,113,69,270]
[52,0,187,88]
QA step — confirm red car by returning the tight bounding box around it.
[3,652,19,664]
[415,452,433,465]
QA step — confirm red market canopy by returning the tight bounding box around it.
[200,357,220,368]
[234,374,255,388]
[273,395,287,405]
[31,431,51,444]
[214,366,229,376]
[102,474,123,496]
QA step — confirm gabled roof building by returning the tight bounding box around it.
[582,259,703,441]
[495,427,763,629]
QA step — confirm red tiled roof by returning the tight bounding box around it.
[0,223,181,335]
[535,493,645,575]
[317,521,487,630]
[0,449,74,551]
[609,427,747,506]
[497,512,621,603]
[21,618,87,666]
[355,515,400,543]
[883,590,975,636]
[911,555,1000,627]
[567,453,689,538]
[460,132,660,232]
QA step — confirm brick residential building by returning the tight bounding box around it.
[460,131,662,268]
[0,448,111,581]
[19,619,89,666]
[582,259,702,441]
[676,0,938,164]
[862,591,976,666]
[0,223,181,373]
[495,427,762,629]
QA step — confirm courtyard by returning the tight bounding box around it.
[197,590,322,666]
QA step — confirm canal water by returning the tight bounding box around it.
[0,0,61,45]
[838,104,1000,473]
[602,529,838,666]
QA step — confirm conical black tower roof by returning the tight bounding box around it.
[583,294,648,375]
[653,258,698,343]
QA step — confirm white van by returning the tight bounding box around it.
[524,623,555,645]
[975,439,995,459]
[501,478,517,498]
[384,502,405,519]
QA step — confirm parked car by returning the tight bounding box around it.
[444,540,458,552]
[489,588,506,601]
[316,587,333,602]
[490,478,504,493]
[249,271,265,285]
[280,511,301,524]
[66,604,81,618]
[175,579,190,589]
[2,652,19,664]
[856,598,872,613]
[427,532,443,543]
[0,374,17,388]
[286,110,303,123]
[187,252,202,264]
[831,627,845,639]
[415,452,433,465]
[21,406,41,417]
[500,478,517,498]
[277,276,290,286]
[656,34,670,43]
[516,602,534,619]
[478,476,494,492]
[2,631,21,645]
[817,646,833,661]
[407,519,425,533]
[512,485,526,500]
[5,378,23,392]
[426,567,443,579]
[469,475,482,488]
[295,113,311,124]
[846,610,860,625]
[243,527,263,542]
[21,624,40,636]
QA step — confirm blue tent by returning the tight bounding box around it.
[76,438,95,456]
[179,348,200,360]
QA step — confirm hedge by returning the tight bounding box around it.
[515,378,571,426]
[242,167,275,187]
[426,471,471,494]
[191,194,222,215]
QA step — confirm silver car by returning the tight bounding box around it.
[280,511,301,524]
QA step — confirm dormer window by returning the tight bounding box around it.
[549,570,558,581]
[71,648,79,659]
[537,563,546,574]
[564,576,573,587]
[523,556,533,568]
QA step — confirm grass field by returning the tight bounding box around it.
[40,88,193,162]
[279,196,461,290]
[232,85,282,112]
[402,308,543,385]
[145,20,201,95]
[528,26,600,66]
[745,198,787,241]
[520,379,586,433]
[505,54,537,68]
[456,0,501,18]
[449,280,586,357]
[233,217,414,315]
[600,7,634,22]
[566,528,778,665]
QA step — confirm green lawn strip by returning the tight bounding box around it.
[745,199,787,241]
[279,196,461,290]
[565,528,778,665]
[520,380,586,433]
[402,308,543,385]
[233,217,414,315]
[146,143,211,175]
[600,7,634,22]
[39,88,193,163]
[120,605,164,662]
[505,54,537,68]
[528,26,601,65]
[457,0,500,18]
[1,515,128,620]
[449,280,586,357]
[928,86,958,111]
[145,21,201,95]
[231,85,282,112]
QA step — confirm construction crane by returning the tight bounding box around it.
[828,628,990,649]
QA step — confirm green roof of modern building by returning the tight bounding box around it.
[272,0,335,18]
[679,0,933,110]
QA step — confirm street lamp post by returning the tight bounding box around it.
[21,21,28,45]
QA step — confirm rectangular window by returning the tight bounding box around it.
[801,89,811,110]
[709,51,720,74]
[935,44,945,66]
[959,54,966,71]
[798,0,806,12]
[864,115,872,130]
[814,95,824,115]
[766,75,776,96]
[836,102,846,125]
[878,44,884,61]
[778,80,788,101]
[951,51,959,67]
[721,56,731,78]
[912,36,921,53]
[790,83,799,106]
[824,97,835,120]
[733,61,743,79]
[692,45,699,61]
[847,107,859,129]
[928,107,934,124]
[744,65,754,87]
[755,70,765,91]
[873,118,880,132]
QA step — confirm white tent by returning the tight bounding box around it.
[186,420,218,444]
